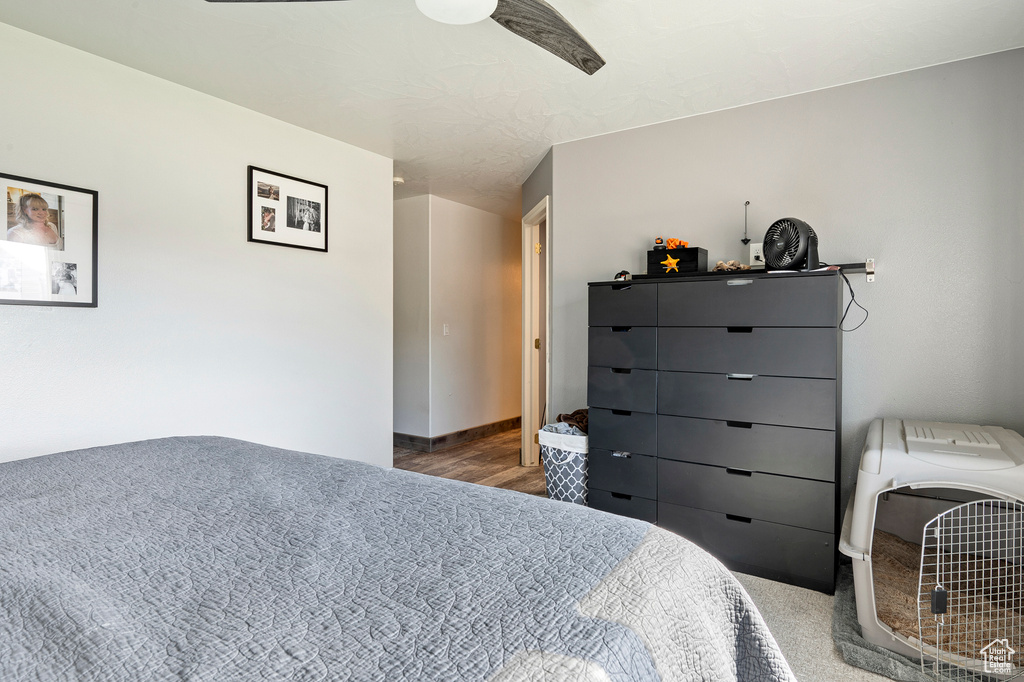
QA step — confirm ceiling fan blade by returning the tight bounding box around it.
[490,0,604,75]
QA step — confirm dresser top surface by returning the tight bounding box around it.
[589,268,840,286]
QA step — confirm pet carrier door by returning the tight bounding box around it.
[918,499,1024,680]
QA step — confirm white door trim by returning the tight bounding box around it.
[521,196,550,467]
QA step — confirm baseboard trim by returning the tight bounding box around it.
[394,416,521,453]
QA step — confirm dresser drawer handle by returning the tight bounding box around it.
[726,468,754,477]
[727,279,753,286]
[726,373,757,381]
[726,514,753,523]
[726,327,753,334]
[610,368,632,374]
[611,283,632,291]
[611,451,632,459]
[611,409,632,416]
[611,492,633,500]
[726,421,753,429]
[611,326,632,333]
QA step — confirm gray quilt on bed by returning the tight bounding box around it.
[0,436,794,681]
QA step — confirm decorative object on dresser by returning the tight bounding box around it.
[644,238,708,276]
[587,270,843,593]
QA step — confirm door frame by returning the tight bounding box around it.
[521,196,551,467]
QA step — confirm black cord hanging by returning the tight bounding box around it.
[836,268,869,331]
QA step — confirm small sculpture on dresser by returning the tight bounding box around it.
[712,260,752,272]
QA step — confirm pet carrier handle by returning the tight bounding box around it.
[726,373,757,380]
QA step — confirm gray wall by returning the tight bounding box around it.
[522,149,554,220]
[542,48,1024,504]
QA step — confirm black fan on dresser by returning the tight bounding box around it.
[204,0,605,75]
[763,218,820,271]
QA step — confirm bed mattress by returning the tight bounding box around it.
[0,436,794,681]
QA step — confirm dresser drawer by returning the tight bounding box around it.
[658,274,839,327]
[589,282,657,327]
[658,372,837,430]
[658,459,835,532]
[588,408,657,456]
[658,415,836,481]
[659,502,835,589]
[588,489,657,523]
[589,327,657,369]
[588,448,657,499]
[587,367,657,413]
[658,327,838,379]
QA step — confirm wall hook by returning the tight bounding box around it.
[741,201,751,245]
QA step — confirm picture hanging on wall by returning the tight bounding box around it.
[1,171,98,308]
[247,166,328,252]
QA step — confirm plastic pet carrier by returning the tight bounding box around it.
[840,418,1024,680]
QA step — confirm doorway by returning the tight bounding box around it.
[521,197,550,467]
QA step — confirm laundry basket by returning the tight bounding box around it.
[539,423,588,505]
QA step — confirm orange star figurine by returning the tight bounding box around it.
[661,254,680,272]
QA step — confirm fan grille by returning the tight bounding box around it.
[763,218,817,269]
[765,220,799,267]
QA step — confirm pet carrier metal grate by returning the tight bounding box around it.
[918,499,1024,681]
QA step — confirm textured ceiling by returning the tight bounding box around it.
[1,0,1023,219]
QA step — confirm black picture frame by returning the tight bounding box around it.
[1,171,98,308]
[247,166,328,253]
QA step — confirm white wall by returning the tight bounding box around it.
[393,195,430,436]
[392,195,521,439]
[0,23,395,467]
[537,48,1024,503]
[429,196,521,437]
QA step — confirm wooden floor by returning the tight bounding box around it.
[393,428,547,497]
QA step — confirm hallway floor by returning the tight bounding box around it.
[393,428,547,497]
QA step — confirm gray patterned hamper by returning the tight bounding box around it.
[539,424,588,504]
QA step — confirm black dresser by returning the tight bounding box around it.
[586,270,842,593]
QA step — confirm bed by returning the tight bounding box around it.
[0,436,794,681]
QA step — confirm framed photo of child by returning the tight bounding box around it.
[247,166,328,253]
[1,172,98,307]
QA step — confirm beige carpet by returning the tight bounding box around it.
[734,571,890,682]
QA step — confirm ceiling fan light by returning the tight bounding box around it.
[416,0,498,25]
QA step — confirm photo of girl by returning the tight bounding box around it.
[5,190,63,250]
[1,172,97,307]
